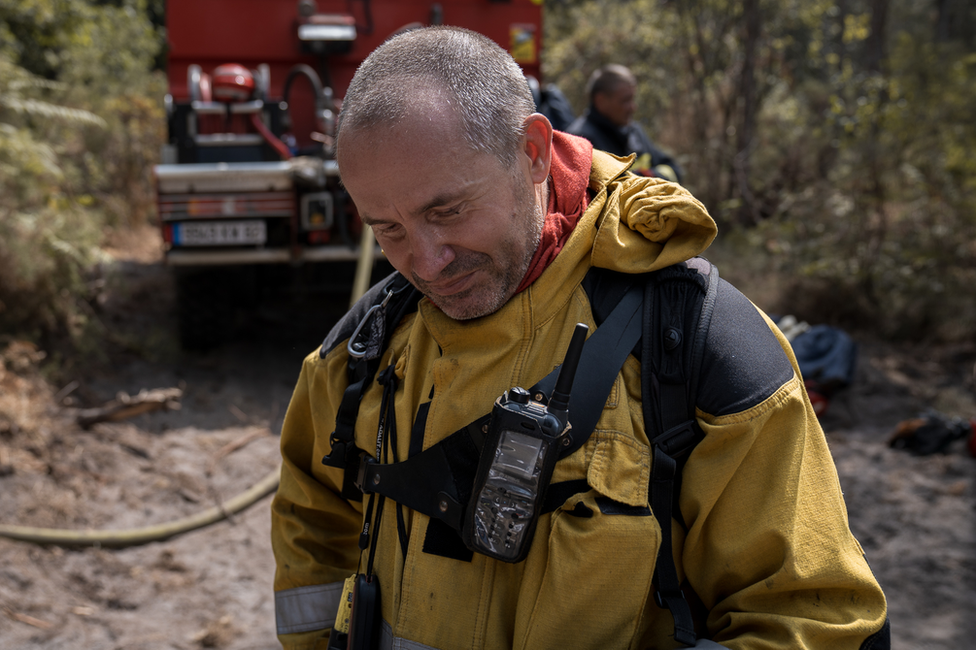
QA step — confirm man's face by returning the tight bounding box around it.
[338,108,544,320]
[594,81,636,128]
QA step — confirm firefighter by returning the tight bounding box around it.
[271,26,889,650]
[567,64,682,184]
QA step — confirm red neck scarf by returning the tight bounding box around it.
[516,132,593,293]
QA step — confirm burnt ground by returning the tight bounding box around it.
[1,226,974,650]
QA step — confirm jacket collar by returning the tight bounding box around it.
[585,107,633,148]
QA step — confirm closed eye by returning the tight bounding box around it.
[371,222,404,239]
[431,204,464,219]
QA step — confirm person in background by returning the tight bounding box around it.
[567,63,683,183]
[527,75,576,132]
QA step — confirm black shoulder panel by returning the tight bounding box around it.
[319,270,401,359]
[696,277,795,418]
[860,617,890,650]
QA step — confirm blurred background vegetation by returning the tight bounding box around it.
[0,0,166,365]
[545,0,976,342]
[1,0,974,365]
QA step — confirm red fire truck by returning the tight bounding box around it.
[156,0,544,349]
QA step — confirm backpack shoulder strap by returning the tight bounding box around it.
[642,258,718,647]
[322,272,421,500]
[357,269,647,530]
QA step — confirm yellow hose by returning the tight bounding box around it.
[350,225,377,308]
[0,465,280,548]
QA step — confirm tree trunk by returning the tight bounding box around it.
[735,0,761,225]
[865,0,890,73]
[936,0,976,44]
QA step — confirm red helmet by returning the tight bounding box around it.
[211,63,255,102]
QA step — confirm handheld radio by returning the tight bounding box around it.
[463,323,588,562]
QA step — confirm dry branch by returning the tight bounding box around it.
[3,606,54,629]
[75,387,183,429]
[206,426,271,476]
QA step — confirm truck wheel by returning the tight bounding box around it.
[175,269,228,351]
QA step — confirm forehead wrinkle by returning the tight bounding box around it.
[356,185,468,227]
[415,184,479,216]
[339,108,504,227]
[403,160,493,217]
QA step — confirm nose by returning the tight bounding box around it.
[409,228,455,282]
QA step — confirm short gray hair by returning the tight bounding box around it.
[337,26,536,167]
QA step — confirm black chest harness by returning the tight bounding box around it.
[321,259,718,647]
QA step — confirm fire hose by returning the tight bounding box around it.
[0,465,280,548]
[249,112,292,160]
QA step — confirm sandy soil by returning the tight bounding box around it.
[1,230,974,650]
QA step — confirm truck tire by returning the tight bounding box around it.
[175,268,229,351]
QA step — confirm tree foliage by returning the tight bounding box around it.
[0,0,165,357]
[544,0,976,342]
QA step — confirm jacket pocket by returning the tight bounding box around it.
[515,433,660,650]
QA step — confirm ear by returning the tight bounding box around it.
[522,113,553,184]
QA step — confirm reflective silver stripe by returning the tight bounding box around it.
[380,619,442,650]
[275,581,344,635]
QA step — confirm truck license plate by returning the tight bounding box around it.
[174,220,267,246]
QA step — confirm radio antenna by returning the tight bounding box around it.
[549,323,588,415]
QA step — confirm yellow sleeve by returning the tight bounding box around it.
[271,350,363,648]
[682,358,887,648]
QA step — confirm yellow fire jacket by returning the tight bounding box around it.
[271,150,888,649]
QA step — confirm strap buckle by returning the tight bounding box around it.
[321,436,347,468]
[347,288,395,359]
[355,456,378,495]
[653,420,699,458]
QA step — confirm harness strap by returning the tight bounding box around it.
[356,274,646,531]
[649,420,699,646]
[650,441,696,646]
[323,273,421,500]
[642,265,713,648]
[356,415,489,531]
[537,279,644,459]
[327,373,372,500]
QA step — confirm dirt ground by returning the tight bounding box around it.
[1,227,974,650]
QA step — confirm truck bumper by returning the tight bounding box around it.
[165,245,382,266]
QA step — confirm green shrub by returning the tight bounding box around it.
[0,0,164,361]
[544,0,976,343]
